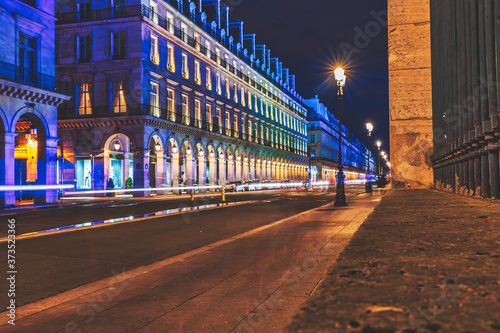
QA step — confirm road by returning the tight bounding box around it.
[0,186,383,332]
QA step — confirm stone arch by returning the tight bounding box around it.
[10,107,50,138]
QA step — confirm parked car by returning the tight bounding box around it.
[225,181,243,192]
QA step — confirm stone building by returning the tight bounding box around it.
[304,96,376,183]
[387,0,434,189]
[56,0,309,194]
[430,0,500,198]
[0,0,71,206]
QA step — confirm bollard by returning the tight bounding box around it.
[221,187,226,202]
[190,188,195,202]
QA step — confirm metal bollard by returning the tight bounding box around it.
[190,188,195,202]
[221,187,226,202]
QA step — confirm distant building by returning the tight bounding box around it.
[56,0,309,194]
[304,96,375,183]
[0,0,71,206]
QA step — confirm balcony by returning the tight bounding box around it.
[19,0,36,8]
[0,60,71,96]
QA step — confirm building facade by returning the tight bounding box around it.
[304,96,376,183]
[56,0,309,194]
[0,0,71,206]
[430,0,500,198]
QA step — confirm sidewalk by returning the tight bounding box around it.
[287,189,500,333]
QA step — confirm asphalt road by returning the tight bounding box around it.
[0,186,376,332]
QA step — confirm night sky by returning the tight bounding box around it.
[226,0,389,156]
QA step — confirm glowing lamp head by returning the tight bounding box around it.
[257,159,261,163]
[229,155,233,160]
[209,152,215,158]
[155,142,161,152]
[236,156,241,161]
[366,122,373,133]
[219,153,224,159]
[113,140,120,151]
[334,67,346,86]
[186,148,192,155]
[198,150,204,157]
[376,140,382,148]
[171,145,178,154]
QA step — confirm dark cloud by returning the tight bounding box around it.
[228,0,389,155]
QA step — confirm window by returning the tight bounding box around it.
[233,83,238,102]
[206,103,212,125]
[248,91,252,110]
[111,0,126,18]
[194,60,201,84]
[309,134,316,143]
[216,107,222,127]
[194,100,201,127]
[166,12,174,33]
[151,2,158,23]
[180,23,187,42]
[77,2,91,22]
[194,33,200,51]
[225,78,230,99]
[241,115,245,134]
[18,33,37,84]
[167,89,175,120]
[150,35,159,64]
[205,41,211,57]
[311,149,316,158]
[225,111,230,129]
[216,48,220,64]
[216,73,221,94]
[260,125,264,140]
[206,67,212,90]
[77,83,92,115]
[167,44,175,71]
[111,32,125,60]
[150,82,159,117]
[248,119,252,137]
[76,35,92,63]
[112,80,127,113]
[182,95,189,124]
[182,53,189,78]
[233,114,239,134]
[224,54,229,69]
[241,88,245,106]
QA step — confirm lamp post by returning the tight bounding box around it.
[376,140,382,178]
[334,67,347,207]
[365,122,373,176]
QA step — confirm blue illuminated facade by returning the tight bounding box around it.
[56,0,309,193]
[304,96,376,183]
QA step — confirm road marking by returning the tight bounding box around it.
[0,201,335,326]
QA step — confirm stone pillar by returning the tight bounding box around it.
[388,0,434,188]
[185,154,194,186]
[133,149,150,197]
[170,152,179,188]
[242,159,249,181]
[227,158,234,182]
[284,164,289,180]
[209,156,216,191]
[235,158,242,181]
[156,150,165,191]
[218,157,226,185]
[249,160,255,180]
[256,161,261,181]
[198,155,206,191]
[43,138,59,203]
[268,163,273,181]
[489,144,499,199]
[474,153,481,195]
[468,155,475,192]
[0,133,16,206]
[463,156,469,193]
[481,149,490,197]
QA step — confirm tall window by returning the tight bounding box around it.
[194,33,200,51]
[181,95,189,124]
[194,60,201,84]
[233,83,238,102]
[151,2,158,23]
[182,53,189,78]
[248,91,252,110]
[248,119,252,137]
[111,0,126,18]
[206,103,212,129]
[77,2,91,22]
[216,107,222,127]
[77,83,92,115]
[167,89,175,120]
[194,99,201,127]
[150,35,159,64]
[216,73,221,94]
[225,78,230,99]
[166,12,174,33]
[241,115,245,134]
[167,44,175,71]
[111,32,125,60]
[18,33,36,84]
[150,82,159,117]
[241,88,245,106]
[225,111,230,130]
[76,35,92,63]
[206,67,212,90]
[233,113,238,133]
[260,125,264,140]
[216,48,220,64]
[205,41,211,57]
[112,80,127,113]
[180,23,187,42]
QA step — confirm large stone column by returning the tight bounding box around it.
[156,150,165,192]
[209,156,216,191]
[133,149,150,197]
[0,133,16,206]
[198,155,206,192]
[249,159,255,180]
[218,157,226,185]
[242,158,249,181]
[170,152,179,188]
[227,158,234,182]
[185,153,194,186]
[256,161,261,181]
[388,0,433,188]
[235,157,242,181]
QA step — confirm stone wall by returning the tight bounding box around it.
[388,0,434,188]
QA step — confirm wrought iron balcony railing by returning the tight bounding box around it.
[0,60,72,96]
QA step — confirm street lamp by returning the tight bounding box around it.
[334,67,347,207]
[365,121,373,176]
[376,140,382,178]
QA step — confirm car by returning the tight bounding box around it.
[225,181,243,192]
